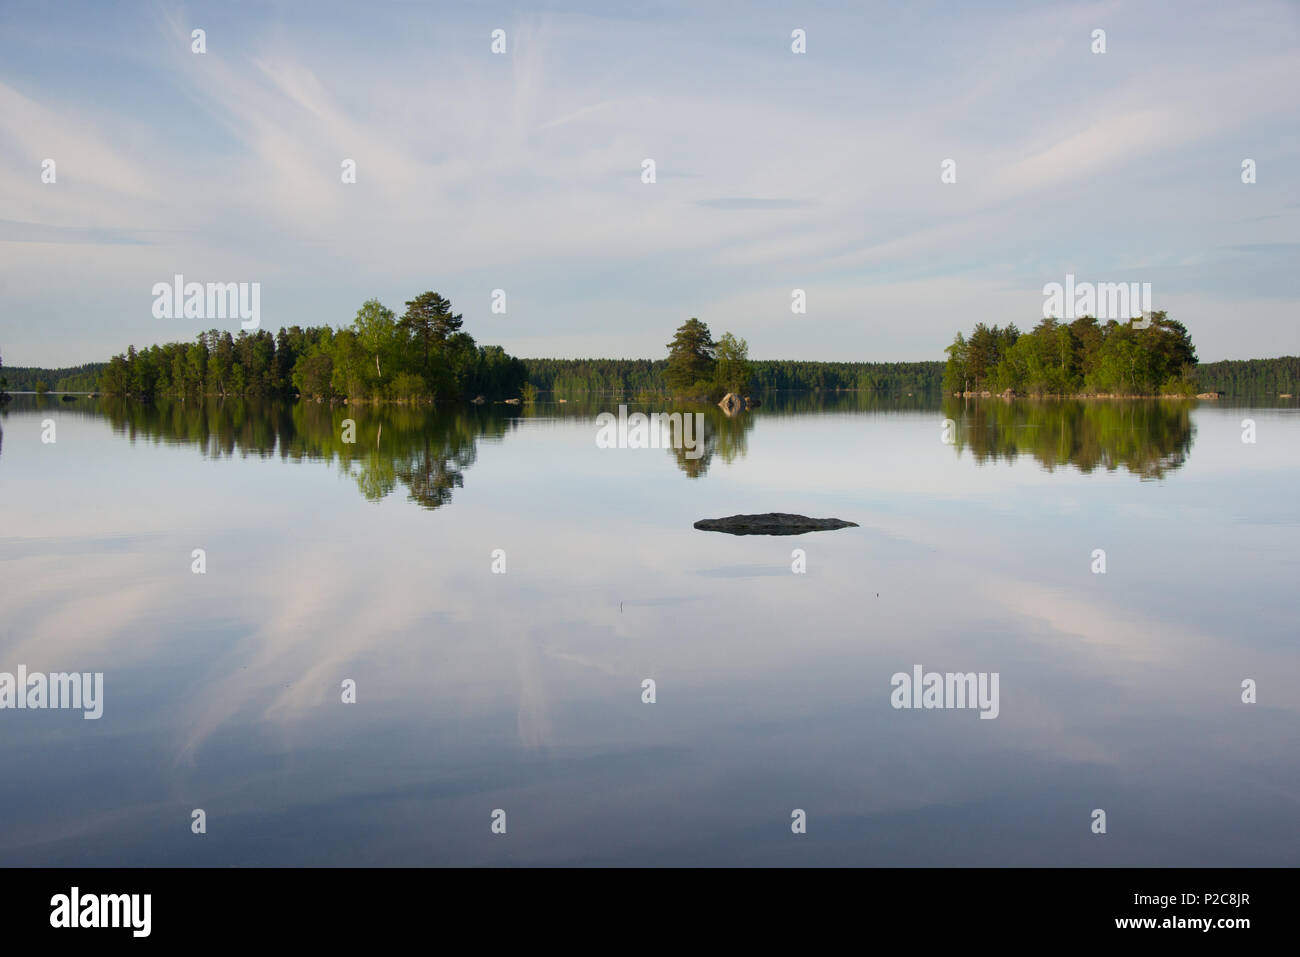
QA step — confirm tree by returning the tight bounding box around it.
[389,371,427,400]
[399,292,462,375]
[296,352,334,399]
[664,318,716,395]
[472,344,527,398]
[329,329,368,398]
[100,355,130,395]
[714,332,753,394]
[442,331,479,395]
[943,332,969,393]
[186,337,209,393]
[353,298,397,382]
[35,379,50,395]
[966,323,1000,388]
[206,331,235,395]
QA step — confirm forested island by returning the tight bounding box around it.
[87,292,530,402]
[942,312,1204,396]
[936,312,1297,397]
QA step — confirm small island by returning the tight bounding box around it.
[942,312,1200,397]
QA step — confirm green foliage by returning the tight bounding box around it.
[353,298,398,384]
[398,291,463,380]
[664,318,717,396]
[522,358,664,396]
[90,292,524,402]
[943,397,1194,480]
[34,380,50,394]
[388,371,428,400]
[944,313,1199,396]
[297,352,335,400]
[753,359,941,393]
[1197,356,1300,395]
[942,332,968,394]
[713,332,753,394]
[0,361,105,392]
[519,357,943,396]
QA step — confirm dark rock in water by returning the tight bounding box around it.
[717,393,760,416]
[694,513,859,536]
[60,394,78,401]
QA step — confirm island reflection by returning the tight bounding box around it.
[3,394,1199,501]
[942,397,1195,479]
[84,395,764,501]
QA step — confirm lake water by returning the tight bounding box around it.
[1,394,1297,865]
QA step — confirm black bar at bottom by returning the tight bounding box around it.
[0,867,1281,942]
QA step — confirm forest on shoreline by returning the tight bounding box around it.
[0,309,948,401]
[3,307,1297,402]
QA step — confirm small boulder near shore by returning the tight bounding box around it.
[694,513,859,536]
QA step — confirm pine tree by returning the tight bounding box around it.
[399,292,463,376]
[664,318,716,395]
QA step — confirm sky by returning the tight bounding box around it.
[0,0,1297,368]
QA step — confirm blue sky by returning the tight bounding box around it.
[1,0,1297,366]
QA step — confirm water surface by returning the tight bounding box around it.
[1,394,1296,865]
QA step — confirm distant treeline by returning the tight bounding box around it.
[750,360,942,393]
[518,358,944,395]
[1196,356,1299,395]
[521,358,666,395]
[1,362,104,393]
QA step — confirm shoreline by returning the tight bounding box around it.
[954,391,1223,400]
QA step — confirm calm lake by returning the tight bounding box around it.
[1,394,1297,865]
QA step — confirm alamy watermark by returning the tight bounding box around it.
[890,664,999,719]
[1043,273,1151,325]
[152,274,260,330]
[50,887,150,937]
[595,405,705,460]
[0,666,103,719]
